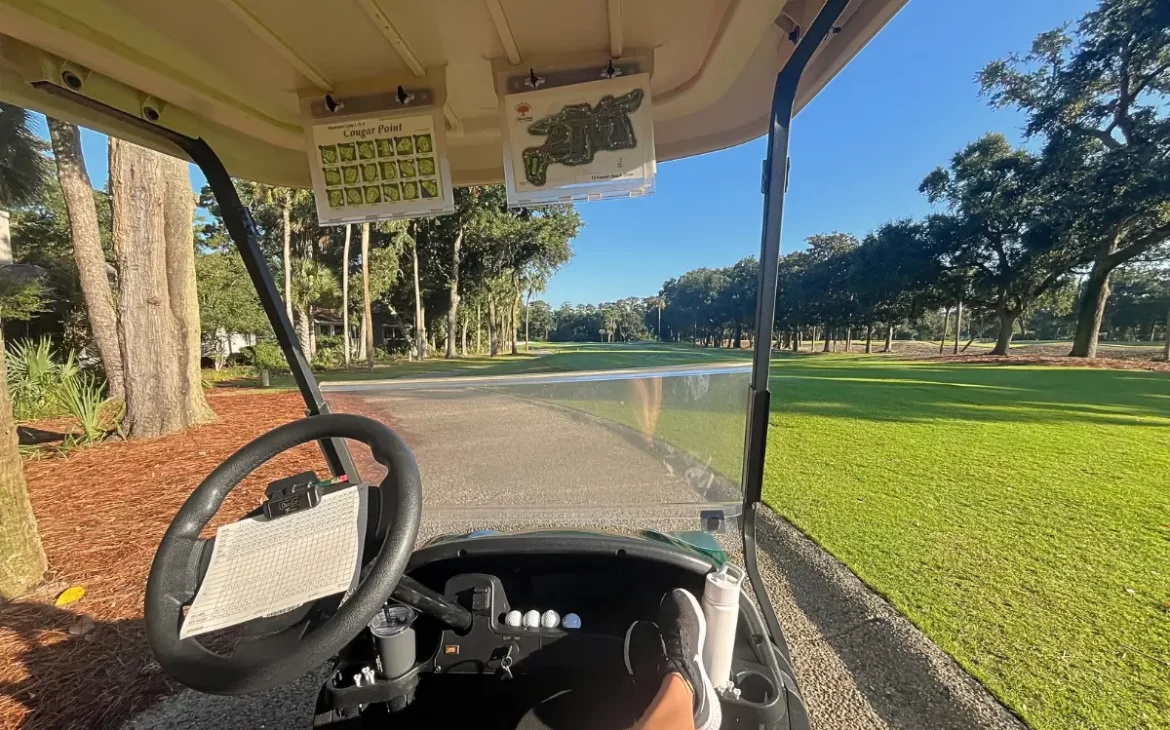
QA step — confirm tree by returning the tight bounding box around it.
[920,134,1078,354]
[980,0,1170,357]
[525,299,554,340]
[0,101,47,597]
[291,257,339,359]
[0,103,45,208]
[109,139,192,438]
[195,249,269,363]
[341,224,351,366]
[46,119,123,398]
[161,154,214,424]
[361,222,373,368]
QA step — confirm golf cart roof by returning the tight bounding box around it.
[0,0,904,187]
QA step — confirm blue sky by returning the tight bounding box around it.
[30,0,1097,306]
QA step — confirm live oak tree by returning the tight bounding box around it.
[46,119,124,399]
[0,101,47,597]
[980,0,1170,357]
[920,134,1078,355]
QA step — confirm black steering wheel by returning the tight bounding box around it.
[144,413,421,695]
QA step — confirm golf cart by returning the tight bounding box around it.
[0,1,905,727]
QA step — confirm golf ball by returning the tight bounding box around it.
[504,610,522,627]
[523,610,541,628]
[562,613,581,629]
[541,610,560,628]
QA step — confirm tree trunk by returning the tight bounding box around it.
[308,312,317,358]
[1163,308,1170,361]
[884,324,893,353]
[476,303,482,354]
[845,327,852,352]
[47,119,124,400]
[446,228,463,359]
[358,314,367,360]
[792,328,800,352]
[161,154,214,425]
[361,223,373,369]
[865,323,873,354]
[991,309,1016,356]
[1070,260,1112,359]
[296,304,311,361]
[822,325,830,353]
[952,300,963,355]
[460,317,468,356]
[487,296,498,356]
[110,139,185,439]
[282,196,293,324]
[510,291,520,355]
[411,240,425,360]
[939,307,951,354]
[0,325,47,598]
[342,224,351,367]
[525,289,532,351]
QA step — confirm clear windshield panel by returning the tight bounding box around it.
[322,365,748,538]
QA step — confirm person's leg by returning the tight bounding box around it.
[634,673,695,730]
[626,589,722,730]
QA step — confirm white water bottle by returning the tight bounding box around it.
[701,563,745,690]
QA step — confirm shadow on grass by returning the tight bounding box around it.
[770,360,1170,428]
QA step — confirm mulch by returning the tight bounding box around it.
[0,390,333,730]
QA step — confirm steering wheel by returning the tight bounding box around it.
[145,413,422,695]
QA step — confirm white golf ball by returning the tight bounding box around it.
[523,610,541,628]
[504,610,522,628]
[541,610,560,628]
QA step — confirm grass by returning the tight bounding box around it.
[761,356,1170,730]
[225,341,751,387]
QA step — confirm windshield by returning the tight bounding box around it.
[323,363,748,536]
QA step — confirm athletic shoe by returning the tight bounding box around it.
[659,588,721,730]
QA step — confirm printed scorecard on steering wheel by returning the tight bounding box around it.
[179,487,363,639]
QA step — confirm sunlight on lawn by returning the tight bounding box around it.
[763,357,1170,730]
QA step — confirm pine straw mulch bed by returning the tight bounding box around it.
[0,390,354,730]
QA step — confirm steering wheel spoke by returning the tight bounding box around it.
[144,414,422,695]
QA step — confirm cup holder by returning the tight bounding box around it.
[733,669,777,705]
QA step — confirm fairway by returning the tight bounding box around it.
[763,357,1170,730]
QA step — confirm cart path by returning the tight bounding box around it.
[125,374,1022,730]
[332,387,721,513]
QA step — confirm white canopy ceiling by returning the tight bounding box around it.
[0,0,906,187]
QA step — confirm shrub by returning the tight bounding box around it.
[251,340,289,373]
[54,371,107,445]
[5,337,79,421]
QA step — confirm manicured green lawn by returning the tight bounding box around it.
[763,356,1170,730]
[232,341,751,387]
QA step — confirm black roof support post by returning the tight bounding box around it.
[741,0,852,671]
[179,138,358,481]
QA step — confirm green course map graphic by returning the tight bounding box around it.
[521,88,644,187]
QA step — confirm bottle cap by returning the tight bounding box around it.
[368,605,416,638]
[703,563,745,605]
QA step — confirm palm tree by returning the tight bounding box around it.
[0,103,46,210]
[522,271,548,351]
[342,224,351,366]
[291,258,339,359]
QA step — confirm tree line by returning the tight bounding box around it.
[540,0,1170,358]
